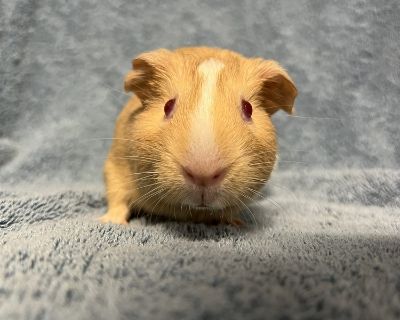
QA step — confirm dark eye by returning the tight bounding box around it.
[164,98,176,118]
[241,99,253,121]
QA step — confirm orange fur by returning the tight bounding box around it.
[99,47,297,225]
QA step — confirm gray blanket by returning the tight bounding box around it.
[1,1,399,319]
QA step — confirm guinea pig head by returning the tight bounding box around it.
[124,48,297,214]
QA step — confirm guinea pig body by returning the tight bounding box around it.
[100,47,297,225]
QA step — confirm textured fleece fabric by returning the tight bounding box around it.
[0,1,399,319]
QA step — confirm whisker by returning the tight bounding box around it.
[225,186,258,226]
[187,203,193,220]
[287,115,342,121]
[111,156,155,164]
[266,198,285,212]
[248,160,307,166]
[245,187,265,199]
[105,174,159,191]
[134,188,166,213]
[277,160,307,164]
[115,155,159,161]
[140,188,167,220]
[135,181,165,190]
[90,137,133,142]
[267,182,300,202]
[173,201,177,220]
[262,100,343,122]
[101,83,132,97]
[242,186,286,215]
[150,188,172,214]
[106,174,159,192]
[106,174,159,193]
[236,197,258,227]
[126,174,158,181]
[128,171,159,175]
[127,185,165,209]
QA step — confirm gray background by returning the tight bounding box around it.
[1,0,399,186]
[0,1,399,319]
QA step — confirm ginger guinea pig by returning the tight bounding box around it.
[99,47,297,225]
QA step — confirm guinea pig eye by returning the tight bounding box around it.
[241,99,253,121]
[164,98,176,119]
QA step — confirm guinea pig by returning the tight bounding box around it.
[99,47,297,225]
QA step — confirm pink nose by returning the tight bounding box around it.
[182,165,227,187]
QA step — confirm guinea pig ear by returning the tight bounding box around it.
[254,59,298,115]
[124,48,172,101]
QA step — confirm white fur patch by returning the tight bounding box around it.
[189,59,224,163]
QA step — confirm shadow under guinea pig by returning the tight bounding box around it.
[130,201,279,241]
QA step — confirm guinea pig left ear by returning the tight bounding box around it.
[255,59,298,115]
[124,48,172,101]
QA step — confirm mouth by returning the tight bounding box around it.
[181,190,226,211]
[188,185,223,204]
[193,205,211,211]
[179,202,220,213]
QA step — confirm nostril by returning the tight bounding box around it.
[211,168,227,183]
[186,171,194,179]
[212,173,221,180]
[182,167,194,180]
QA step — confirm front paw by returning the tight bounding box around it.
[98,212,129,225]
[229,218,246,227]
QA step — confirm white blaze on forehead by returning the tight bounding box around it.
[189,59,224,164]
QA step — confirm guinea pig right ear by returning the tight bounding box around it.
[124,49,173,102]
[252,59,298,115]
